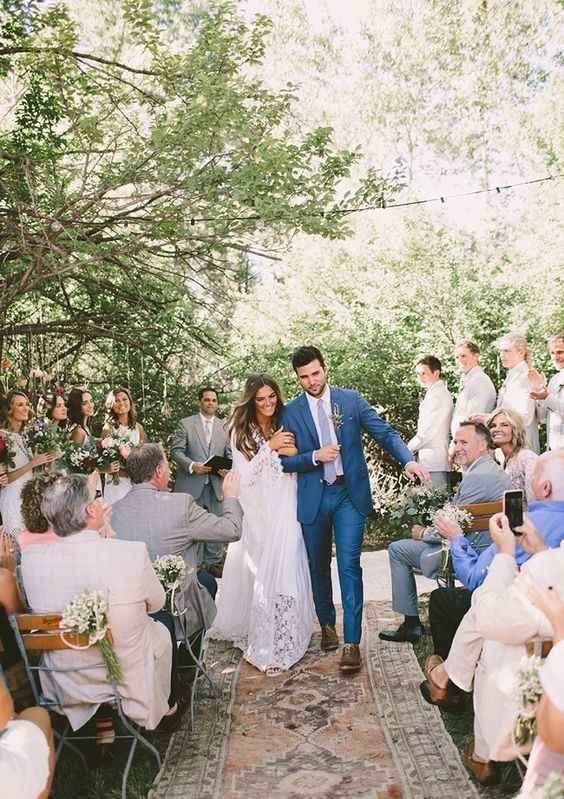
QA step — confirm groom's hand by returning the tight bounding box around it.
[404,461,430,483]
[314,444,340,462]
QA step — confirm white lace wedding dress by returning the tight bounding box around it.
[209,435,315,672]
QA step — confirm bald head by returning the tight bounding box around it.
[531,451,564,502]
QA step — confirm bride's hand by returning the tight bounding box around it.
[268,427,295,452]
[278,446,298,456]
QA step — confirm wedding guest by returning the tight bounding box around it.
[450,340,496,437]
[112,443,243,639]
[45,392,68,431]
[67,387,104,494]
[530,331,564,451]
[474,333,539,452]
[22,473,174,730]
[0,391,58,535]
[408,355,453,488]
[380,421,511,643]
[101,386,146,505]
[170,387,231,577]
[0,667,55,799]
[487,408,538,501]
[17,473,61,551]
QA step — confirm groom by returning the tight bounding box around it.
[279,346,429,673]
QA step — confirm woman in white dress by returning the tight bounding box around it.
[210,374,315,675]
[0,391,58,536]
[101,387,145,505]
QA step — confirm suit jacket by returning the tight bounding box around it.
[21,531,171,731]
[497,361,539,453]
[279,386,413,524]
[111,483,243,634]
[170,414,230,498]
[408,379,453,471]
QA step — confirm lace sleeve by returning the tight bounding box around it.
[231,433,283,486]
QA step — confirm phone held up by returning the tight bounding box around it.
[503,489,524,535]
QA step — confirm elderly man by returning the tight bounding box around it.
[450,340,496,437]
[21,474,173,732]
[380,421,512,643]
[170,387,231,576]
[421,514,564,784]
[408,355,453,488]
[530,331,564,451]
[426,449,564,669]
[111,443,243,638]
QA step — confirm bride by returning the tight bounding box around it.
[210,373,315,675]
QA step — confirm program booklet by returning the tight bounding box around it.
[204,455,233,474]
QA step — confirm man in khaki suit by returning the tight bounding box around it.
[112,443,243,638]
[22,474,173,732]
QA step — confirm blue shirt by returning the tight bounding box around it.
[451,500,564,591]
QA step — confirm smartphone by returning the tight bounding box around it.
[503,490,524,534]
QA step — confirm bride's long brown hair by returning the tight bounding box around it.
[229,373,284,460]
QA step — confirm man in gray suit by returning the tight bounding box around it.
[112,443,243,638]
[380,421,512,643]
[170,387,231,575]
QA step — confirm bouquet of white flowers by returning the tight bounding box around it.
[96,434,132,485]
[59,590,123,683]
[385,484,452,533]
[512,654,544,749]
[432,503,474,582]
[153,554,188,615]
[58,440,98,474]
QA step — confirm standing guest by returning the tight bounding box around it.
[0,391,57,536]
[67,387,106,494]
[22,474,174,731]
[101,387,146,505]
[474,333,539,452]
[279,345,429,673]
[487,408,538,502]
[170,387,231,577]
[44,392,68,431]
[408,355,453,488]
[450,340,496,437]
[530,331,564,451]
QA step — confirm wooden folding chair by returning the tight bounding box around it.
[8,612,161,799]
[440,500,503,588]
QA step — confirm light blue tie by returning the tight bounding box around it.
[317,399,337,485]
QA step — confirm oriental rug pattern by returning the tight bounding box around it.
[149,601,479,799]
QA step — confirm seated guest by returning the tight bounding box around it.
[0,667,55,799]
[380,421,512,643]
[22,474,173,731]
[487,407,537,502]
[17,472,61,550]
[421,515,564,783]
[111,443,243,638]
[517,583,564,796]
[407,355,453,488]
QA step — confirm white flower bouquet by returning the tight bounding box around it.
[59,590,123,683]
[58,440,98,474]
[153,554,187,615]
[385,484,452,533]
[512,654,544,748]
[96,433,132,485]
[432,503,474,582]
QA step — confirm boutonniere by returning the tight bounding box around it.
[330,404,344,431]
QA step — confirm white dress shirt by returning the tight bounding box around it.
[408,379,453,471]
[451,366,497,437]
[307,385,344,476]
[497,360,539,452]
[536,369,564,451]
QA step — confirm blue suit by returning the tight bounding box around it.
[279,387,413,643]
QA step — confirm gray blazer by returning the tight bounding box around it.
[111,483,243,635]
[170,414,230,498]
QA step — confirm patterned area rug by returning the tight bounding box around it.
[149,601,479,799]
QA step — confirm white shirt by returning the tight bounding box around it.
[451,366,497,437]
[536,369,564,451]
[307,385,344,476]
[497,360,539,452]
[408,379,453,471]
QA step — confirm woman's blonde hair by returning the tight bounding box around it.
[487,407,528,456]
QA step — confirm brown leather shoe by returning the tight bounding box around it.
[463,741,498,786]
[424,655,448,701]
[208,563,223,578]
[320,624,339,651]
[339,644,361,673]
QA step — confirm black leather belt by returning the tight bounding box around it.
[324,476,345,485]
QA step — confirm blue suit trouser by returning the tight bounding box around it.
[301,483,365,644]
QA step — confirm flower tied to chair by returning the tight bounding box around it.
[59,590,123,683]
[153,554,188,616]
